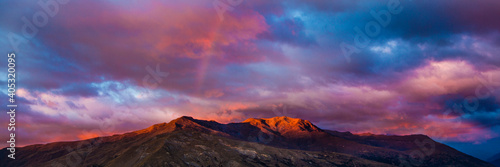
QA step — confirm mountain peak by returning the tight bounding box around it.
[169,116,204,128]
[133,116,199,134]
[243,116,321,134]
[178,116,194,120]
[243,116,303,122]
[172,116,196,123]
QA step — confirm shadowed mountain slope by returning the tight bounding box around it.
[489,152,500,167]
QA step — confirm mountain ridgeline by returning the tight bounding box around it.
[1,116,494,167]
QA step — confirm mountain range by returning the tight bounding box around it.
[1,116,494,167]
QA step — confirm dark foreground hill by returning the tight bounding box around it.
[489,152,500,167]
[1,116,494,167]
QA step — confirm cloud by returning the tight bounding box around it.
[0,0,499,154]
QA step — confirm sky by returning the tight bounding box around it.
[1,0,500,160]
